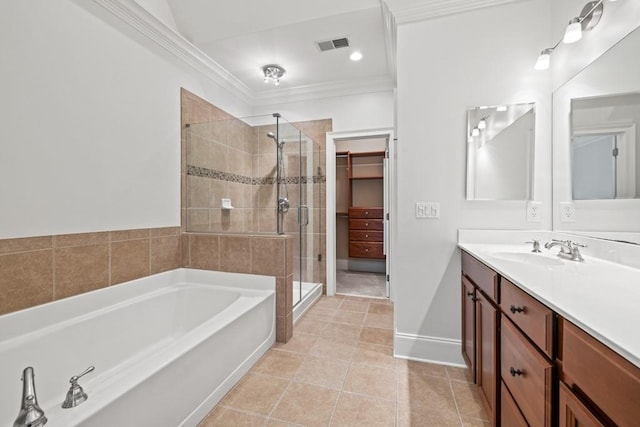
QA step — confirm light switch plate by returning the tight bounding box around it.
[559,202,576,222]
[526,201,542,223]
[416,202,440,219]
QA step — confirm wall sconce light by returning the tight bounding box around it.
[534,0,608,70]
[262,64,286,86]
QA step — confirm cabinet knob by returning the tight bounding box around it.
[365,248,369,252]
[509,305,525,314]
[509,367,523,377]
[466,291,474,297]
[365,211,369,215]
[365,234,369,238]
[365,223,369,226]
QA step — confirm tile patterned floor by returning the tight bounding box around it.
[199,295,489,426]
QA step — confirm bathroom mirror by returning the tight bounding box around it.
[466,103,535,200]
[571,93,640,200]
[553,24,640,240]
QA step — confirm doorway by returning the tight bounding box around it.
[325,129,395,300]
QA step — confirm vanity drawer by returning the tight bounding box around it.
[501,381,528,427]
[461,251,498,302]
[560,318,640,427]
[501,317,554,427]
[349,219,384,231]
[349,207,383,219]
[501,278,554,358]
[349,230,383,242]
[349,242,384,258]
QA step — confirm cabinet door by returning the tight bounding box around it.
[476,291,498,425]
[559,382,605,427]
[462,276,476,382]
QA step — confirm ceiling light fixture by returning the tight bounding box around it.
[534,0,605,70]
[262,64,286,87]
[350,51,363,61]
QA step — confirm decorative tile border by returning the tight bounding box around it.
[187,164,325,185]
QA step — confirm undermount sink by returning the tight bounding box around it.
[489,252,565,267]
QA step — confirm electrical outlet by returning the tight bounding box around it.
[559,202,576,222]
[527,201,542,223]
[416,202,440,219]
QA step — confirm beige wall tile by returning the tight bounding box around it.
[110,229,149,242]
[149,227,181,237]
[186,133,210,168]
[188,234,219,270]
[227,118,245,151]
[0,250,53,315]
[186,209,209,232]
[0,236,52,255]
[219,235,251,273]
[111,239,150,285]
[55,244,109,299]
[54,232,109,248]
[209,141,227,172]
[150,235,181,274]
[251,237,284,276]
[187,175,210,208]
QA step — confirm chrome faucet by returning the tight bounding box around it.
[525,239,542,253]
[62,366,95,408]
[14,367,47,427]
[544,239,586,261]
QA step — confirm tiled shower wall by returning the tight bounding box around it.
[0,227,181,316]
[181,89,331,289]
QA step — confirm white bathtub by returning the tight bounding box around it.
[0,268,275,426]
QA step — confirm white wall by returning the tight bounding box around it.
[394,0,552,363]
[252,91,395,132]
[0,0,251,238]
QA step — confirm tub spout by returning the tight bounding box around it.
[14,367,47,427]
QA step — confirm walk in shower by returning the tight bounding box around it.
[184,113,323,317]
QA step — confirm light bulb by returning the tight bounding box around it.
[535,48,552,70]
[478,119,487,130]
[563,18,582,43]
[350,51,363,61]
[471,127,480,137]
[496,105,507,112]
[274,79,280,86]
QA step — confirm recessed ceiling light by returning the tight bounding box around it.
[349,51,363,61]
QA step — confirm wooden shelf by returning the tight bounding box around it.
[351,175,383,180]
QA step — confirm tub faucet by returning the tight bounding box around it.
[62,366,95,408]
[14,367,47,427]
[544,239,586,262]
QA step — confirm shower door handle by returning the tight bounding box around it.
[298,205,309,226]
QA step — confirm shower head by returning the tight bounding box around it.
[266,131,285,147]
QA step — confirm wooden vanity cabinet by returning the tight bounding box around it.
[558,318,640,427]
[461,252,499,425]
[461,249,640,427]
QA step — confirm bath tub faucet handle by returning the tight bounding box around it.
[62,366,95,409]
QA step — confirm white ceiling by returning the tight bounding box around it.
[131,0,524,103]
[163,0,391,95]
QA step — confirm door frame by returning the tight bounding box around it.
[325,128,396,300]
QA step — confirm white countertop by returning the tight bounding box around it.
[458,242,640,368]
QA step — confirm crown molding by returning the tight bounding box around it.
[89,0,254,105]
[384,0,523,24]
[381,2,398,84]
[252,76,395,107]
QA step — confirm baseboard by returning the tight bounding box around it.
[336,259,349,271]
[394,331,466,367]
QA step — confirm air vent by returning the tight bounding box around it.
[315,37,350,52]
